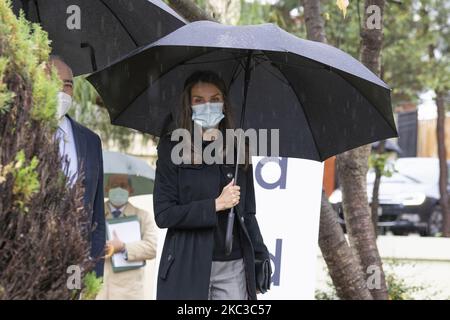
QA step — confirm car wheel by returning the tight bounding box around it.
[427,206,443,236]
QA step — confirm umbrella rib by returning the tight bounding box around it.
[99,0,138,47]
[227,52,267,89]
[267,54,323,160]
[277,55,397,135]
[20,0,42,22]
[34,0,41,22]
[252,55,291,86]
[332,71,398,137]
[265,57,329,71]
[270,56,397,159]
[264,51,390,90]
[227,56,244,91]
[111,47,220,125]
[268,58,397,135]
[182,52,249,65]
[227,56,248,89]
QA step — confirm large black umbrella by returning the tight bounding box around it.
[12,0,186,75]
[88,21,399,254]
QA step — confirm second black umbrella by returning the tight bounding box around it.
[12,0,187,75]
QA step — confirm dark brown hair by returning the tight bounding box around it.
[178,70,234,133]
[176,70,249,169]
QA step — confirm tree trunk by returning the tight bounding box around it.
[206,0,241,25]
[370,38,389,223]
[319,190,373,299]
[436,91,450,237]
[300,0,327,43]
[370,140,386,236]
[424,5,450,237]
[302,0,373,300]
[337,146,388,299]
[336,0,389,300]
[359,0,384,75]
[167,0,218,22]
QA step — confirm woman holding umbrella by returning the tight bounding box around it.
[153,70,271,300]
[89,20,398,300]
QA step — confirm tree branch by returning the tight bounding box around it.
[167,0,217,22]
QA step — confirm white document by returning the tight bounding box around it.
[106,218,144,269]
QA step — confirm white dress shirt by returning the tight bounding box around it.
[56,116,78,182]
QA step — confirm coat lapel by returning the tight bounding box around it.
[67,115,87,180]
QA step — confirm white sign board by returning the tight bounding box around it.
[253,156,323,300]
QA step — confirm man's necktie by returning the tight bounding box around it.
[112,210,122,218]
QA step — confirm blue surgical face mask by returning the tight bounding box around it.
[108,187,129,207]
[191,102,225,129]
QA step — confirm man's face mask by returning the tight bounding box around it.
[191,102,224,129]
[108,187,129,207]
[57,91,72,120]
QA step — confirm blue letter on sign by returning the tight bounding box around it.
[269,238,283,286]
[255,157,287,189]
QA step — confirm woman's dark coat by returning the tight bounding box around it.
[153,133,270,300]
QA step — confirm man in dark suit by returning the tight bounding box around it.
[50,55,105,277]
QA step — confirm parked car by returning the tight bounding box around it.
[329,158,447,236]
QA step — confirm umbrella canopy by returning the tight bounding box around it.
[103,151,155,196]
[12,0,186,75]
[88,21,398,161]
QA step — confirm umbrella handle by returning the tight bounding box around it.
[225,209,235,256]
[225,162,240,256]
[81,42,98,72]
[224,50,253,256]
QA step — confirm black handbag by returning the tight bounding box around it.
[255,258,272,294]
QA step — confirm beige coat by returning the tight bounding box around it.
[96,201,157,300]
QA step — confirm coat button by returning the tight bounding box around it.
[227,172,233,179]
[240,217,245,222]
[167,254,172,261]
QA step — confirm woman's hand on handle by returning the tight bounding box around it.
[215,179,240,212]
